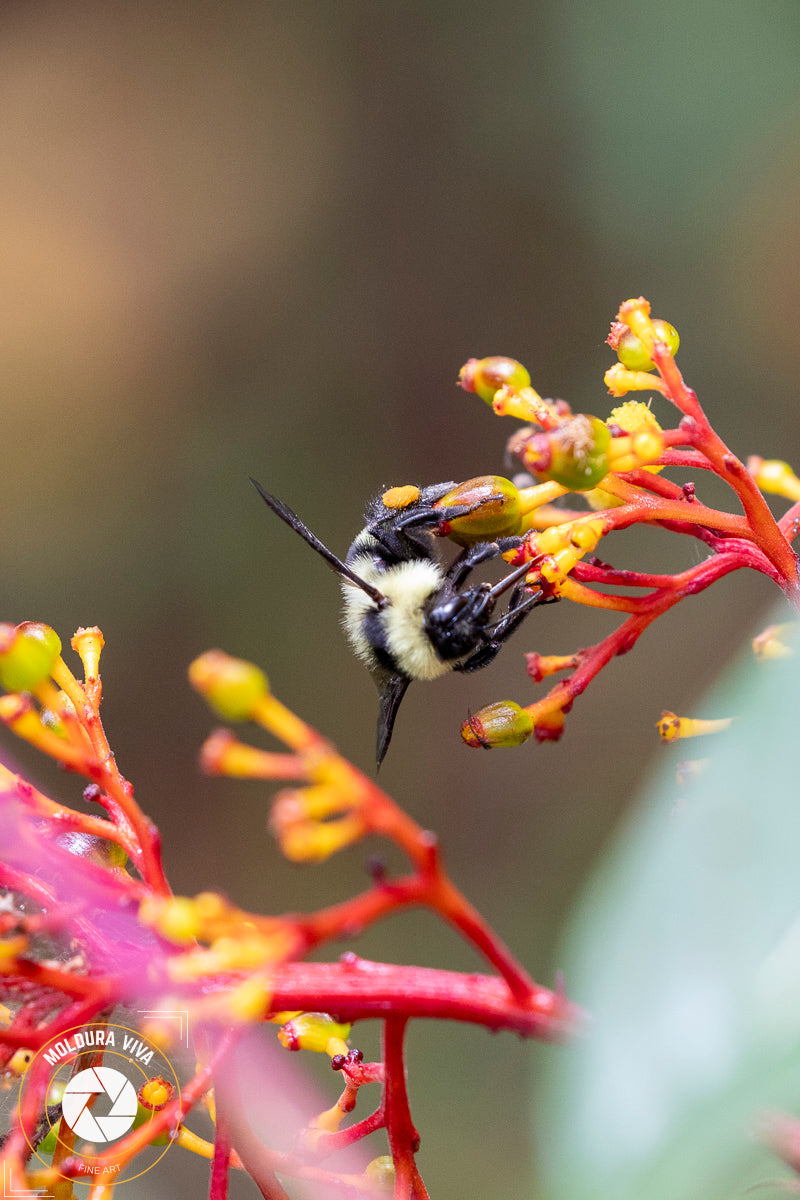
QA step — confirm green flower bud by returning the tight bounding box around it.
[458,356,531,404]
[188,650,269,721]
[365,1156,395,1191]
[278,1012,352,1053]
[0,622,62,693]
[525,415,611,491]
[617,318,679,371]
[436,476,522,545]
[461,700,534,748]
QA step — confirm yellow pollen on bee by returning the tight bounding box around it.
[381,485,420,509]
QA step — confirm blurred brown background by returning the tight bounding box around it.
[2,2,800,1196]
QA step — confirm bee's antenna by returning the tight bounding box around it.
[250,479,388,606]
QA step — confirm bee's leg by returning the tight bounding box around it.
[453,586,551,674]
[445,536,523,588]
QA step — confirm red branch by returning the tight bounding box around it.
[265,957,579,1041]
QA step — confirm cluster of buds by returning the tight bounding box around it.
[0,622,576,1198]
[455,297,799,749]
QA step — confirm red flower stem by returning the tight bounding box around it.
[288,847,539,1005]
[573,561,697,589]
[615,469,692,501]
[658,447,720,470]
[311,1107,385,1156]
[209,1111,232,1200]
[524,611,658,726]
[5,1041,53,1165]
[49,658,171,897]
[3,773,132,855]
[10,958,116,1005]
[592,483,750,537]
[265,958,578,1040]
[580,549,767,615]
[526,546,761,727]
[380,1017,429,1200]
[214,1115,368,1198]
[655,350,800,594]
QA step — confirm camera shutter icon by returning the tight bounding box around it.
[61,1066,138,1143]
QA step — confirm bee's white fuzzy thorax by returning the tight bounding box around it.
[342,553,451,680]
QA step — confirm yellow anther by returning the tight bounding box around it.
[570,520,603,551]
[610,399,661,435]
[531,525,571,556]
[632,428,664,464]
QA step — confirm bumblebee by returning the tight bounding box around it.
[251,477,546,764]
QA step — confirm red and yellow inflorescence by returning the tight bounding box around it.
[454,297,799,748]
[0,625,574,1198]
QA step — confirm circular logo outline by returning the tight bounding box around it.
[19,1021,183,1186]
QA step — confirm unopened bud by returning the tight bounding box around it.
[616,318,679,372]
[458,356,531,404]
[189,650,269,721]
[0,622,62,693]
[747,457,800,502]
[524,415,611,491]
[461,700,534,748]
[435,476,522,544]
[278,1012,352,1054]
[365,1155,395,1191]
